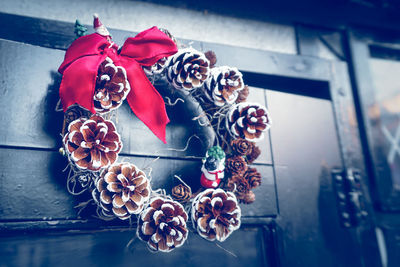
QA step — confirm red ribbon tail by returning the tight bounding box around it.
[123,60,169,143]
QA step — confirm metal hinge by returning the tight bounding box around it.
[332,168,368,228]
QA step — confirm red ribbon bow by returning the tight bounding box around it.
[58,27,178,143]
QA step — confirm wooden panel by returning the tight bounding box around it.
[0,225,273,267]
[0,148,277,224]
[0,39,64,149]
[0,12,331,82]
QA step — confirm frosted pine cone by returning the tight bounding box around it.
[138,197,189,252]
[94,57,131,113]
[191,188,241,242]
[166,47,209,90]
[204,66,244,106]
[63,115,122,171]
[92,163,151,220]
[226,102,271,142]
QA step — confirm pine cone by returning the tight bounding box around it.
[166,47,209,90]
[244,167,261,189]
[231,138,254,156]
[62,105,92,135]
[204,50,217,68]
[226,102,271,142]
[246,145,261,163]
[63,115,122,171]
[138,197,189,252]
[242,191,255,204]
[204,66,244,106]
[93,57,131,113]
[92,163,151,220]
[191,188,241,242]
[235,84,249,103]
[226,175,251,203]
[171,184,191,202]
[225,156,248,176]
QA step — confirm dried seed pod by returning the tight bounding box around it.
[138,197,189,252]
[191,188,241,242]
[92,162,151,220]
[226,102,271,142]
[63,115,122,171]
[166,47,209,90]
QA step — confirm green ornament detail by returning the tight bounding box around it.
[74,19,88,38]
[207,146,225,160]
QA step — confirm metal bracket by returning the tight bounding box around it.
[332,168,368,228]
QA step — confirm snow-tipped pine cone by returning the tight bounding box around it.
[226,102,271,142]
[191,188,241,242]
[138,197,189,252]
[63,115,122,171]
[94,57,131,113]
[166,47,209,90]
[92,163,150,220]
[204,66,244,106]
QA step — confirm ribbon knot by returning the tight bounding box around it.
[58,27,178,143]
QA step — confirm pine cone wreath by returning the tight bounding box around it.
[226,102,271,142]
[93,57,131,113]
[138,197,189,252]
[226,175,252,203]
[166,47,210,90]
[191,188,241,242]
[204,66,244,106]
[92,163,151,220]
[243,167,262,189]
[171,184,191,202]
[63,115,122,171]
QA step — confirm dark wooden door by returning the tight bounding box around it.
[0,13,380,267]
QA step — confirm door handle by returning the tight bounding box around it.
[331,168,368,228]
